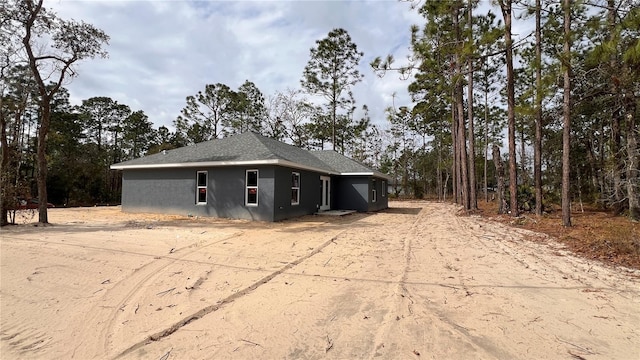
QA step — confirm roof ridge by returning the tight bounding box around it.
[242,131,271,153]
[111,132,390,180]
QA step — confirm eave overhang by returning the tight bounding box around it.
[341,172,393,181]
[110,159,340,176]
[111,159,392,180]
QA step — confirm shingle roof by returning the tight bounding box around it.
[111,132,391,180]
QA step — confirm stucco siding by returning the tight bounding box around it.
[334,176,370,212]
[272,167,324,221]
[333,176,389,212]
[121,166,276,221]
[369,176,389,212]
[120,166,387,221]
[121,168,195,215]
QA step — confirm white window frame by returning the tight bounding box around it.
[372,179,377,203]
[245,169,259,206]
[382,180,387,197]
[196,171,207,205]
[291,172,300,205]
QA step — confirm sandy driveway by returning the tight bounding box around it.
[1,201,638,359]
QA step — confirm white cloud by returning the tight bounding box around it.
[49,0,423,130]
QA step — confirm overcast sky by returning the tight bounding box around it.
[47,0,429,132]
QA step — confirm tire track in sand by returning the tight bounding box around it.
[367,203,516,359]
[367,204,426,359]
[114,233,343,359]
[71,230,244,359]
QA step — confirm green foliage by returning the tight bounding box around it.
[123,110,155,159]
[517,185,535,212]
[225,80,267,136]
[0,85,168,209]
[174,83,233,144]
[78,97,131,152]
[174,81,268,144]
[147,126,178,155]
[301,28,364,151]
[2,0,110,224]
[4,0,639,224]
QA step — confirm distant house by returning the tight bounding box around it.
[110,132,390,221]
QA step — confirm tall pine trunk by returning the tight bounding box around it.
[534,0,543,215]
[493,144,506,214]
[606,0,624,212]
[626,102,639,221]
[484,87,489,203]
[467,0,477,210]
[331,80,337,151]
[498,0,518,216]
[561,0,572,227]
[457,87,470,209]
[437,138,443,201]
[454,3,470,210]
[520,124,527,186]
[452,85,459,204]
[0,108,9,226]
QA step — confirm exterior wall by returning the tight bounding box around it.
[121,166,389,221]
[333,176,370,212]
[272,167,324,221]
[333,176,389,212]
[121,166,275,221]
[369,176,389,212]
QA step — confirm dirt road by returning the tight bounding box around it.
[1,201,638,359]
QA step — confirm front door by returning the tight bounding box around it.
[319,176,331,211]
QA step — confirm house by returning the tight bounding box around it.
[110,132,390,221]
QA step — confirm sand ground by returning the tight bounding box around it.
[1,201,639,359]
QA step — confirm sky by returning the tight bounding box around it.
[48,0,427,132]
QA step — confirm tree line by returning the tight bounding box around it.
[1,2,377,225]
[2,0,638,226]
[372,0,639,223]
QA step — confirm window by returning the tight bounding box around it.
[382,180,387,197]
[291,172,300,205]
[372,179,377,203]
[246,170,258,206]
[196,171,207,204]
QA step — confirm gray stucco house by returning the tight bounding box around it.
[110,132,390,221]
